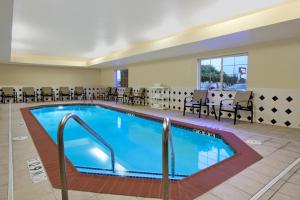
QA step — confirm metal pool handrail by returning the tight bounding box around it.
[162,117,175,200]
[57,113,115,200]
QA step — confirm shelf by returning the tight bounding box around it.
[149,87,170,110]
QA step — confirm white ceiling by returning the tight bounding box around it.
[95,19,300,68]
[11,0,290,59]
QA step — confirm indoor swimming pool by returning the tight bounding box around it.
[30,104,235,180]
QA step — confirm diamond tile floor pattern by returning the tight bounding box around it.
[0,101,300,200]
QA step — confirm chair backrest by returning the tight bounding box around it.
[105,87,112,93]
[111,87,117,95]
[124,87,132,96]
[138,88,146,97]
[59,87,70,95]
[2,87,14,96]
[41,87,53,95]
[74,87,84,95]
[234,91,252,107]
[192,90,207,102]
[23,87,35,96]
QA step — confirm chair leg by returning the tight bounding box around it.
[207,106,210,116]
[207,105,209,116]
[234,108,238,125]
[199,105,202,118]
[218,106,221,121]
[251,108,254,123]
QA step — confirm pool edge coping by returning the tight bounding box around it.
[20,103,262,200]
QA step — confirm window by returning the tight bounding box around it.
[114,69,128,87]
[198,54,248,91]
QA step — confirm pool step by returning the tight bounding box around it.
[75,166,187,180]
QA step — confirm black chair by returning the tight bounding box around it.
[40,87,55,101]
[59,87,72,101]
[116,87,133,105]
[183,90,209,118]
[99,87,112,100]
[22,87,36,102]
[133,88,146,105]
[108,87,118,101]
[1,87,17,104]
[73,87,86,100]
[218,91,253,125]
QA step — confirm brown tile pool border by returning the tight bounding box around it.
[20,103,262,200]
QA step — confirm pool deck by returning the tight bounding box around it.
[1,100,300,200]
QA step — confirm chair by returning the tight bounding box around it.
[116,87,133,104]
[1,87,17,104]
[73,87,85,100]
[99,87,112,100]
[59,87,71,101]
[218,91,253,125]
[22,87,36,102]
[41,87,55,101]
[183,90,209,118]
[133,88,146,105]
[108,87,118,101]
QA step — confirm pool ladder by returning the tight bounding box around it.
[57,114,174,200]
[162,117,175,200]
[57,113,115,200]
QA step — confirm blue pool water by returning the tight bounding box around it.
[31,105,235,180]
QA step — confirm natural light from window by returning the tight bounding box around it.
[114,69,128,87]
[198,54,248,91]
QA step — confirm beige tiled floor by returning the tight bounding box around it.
[1,100,300,200]
[0,105,9,200]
